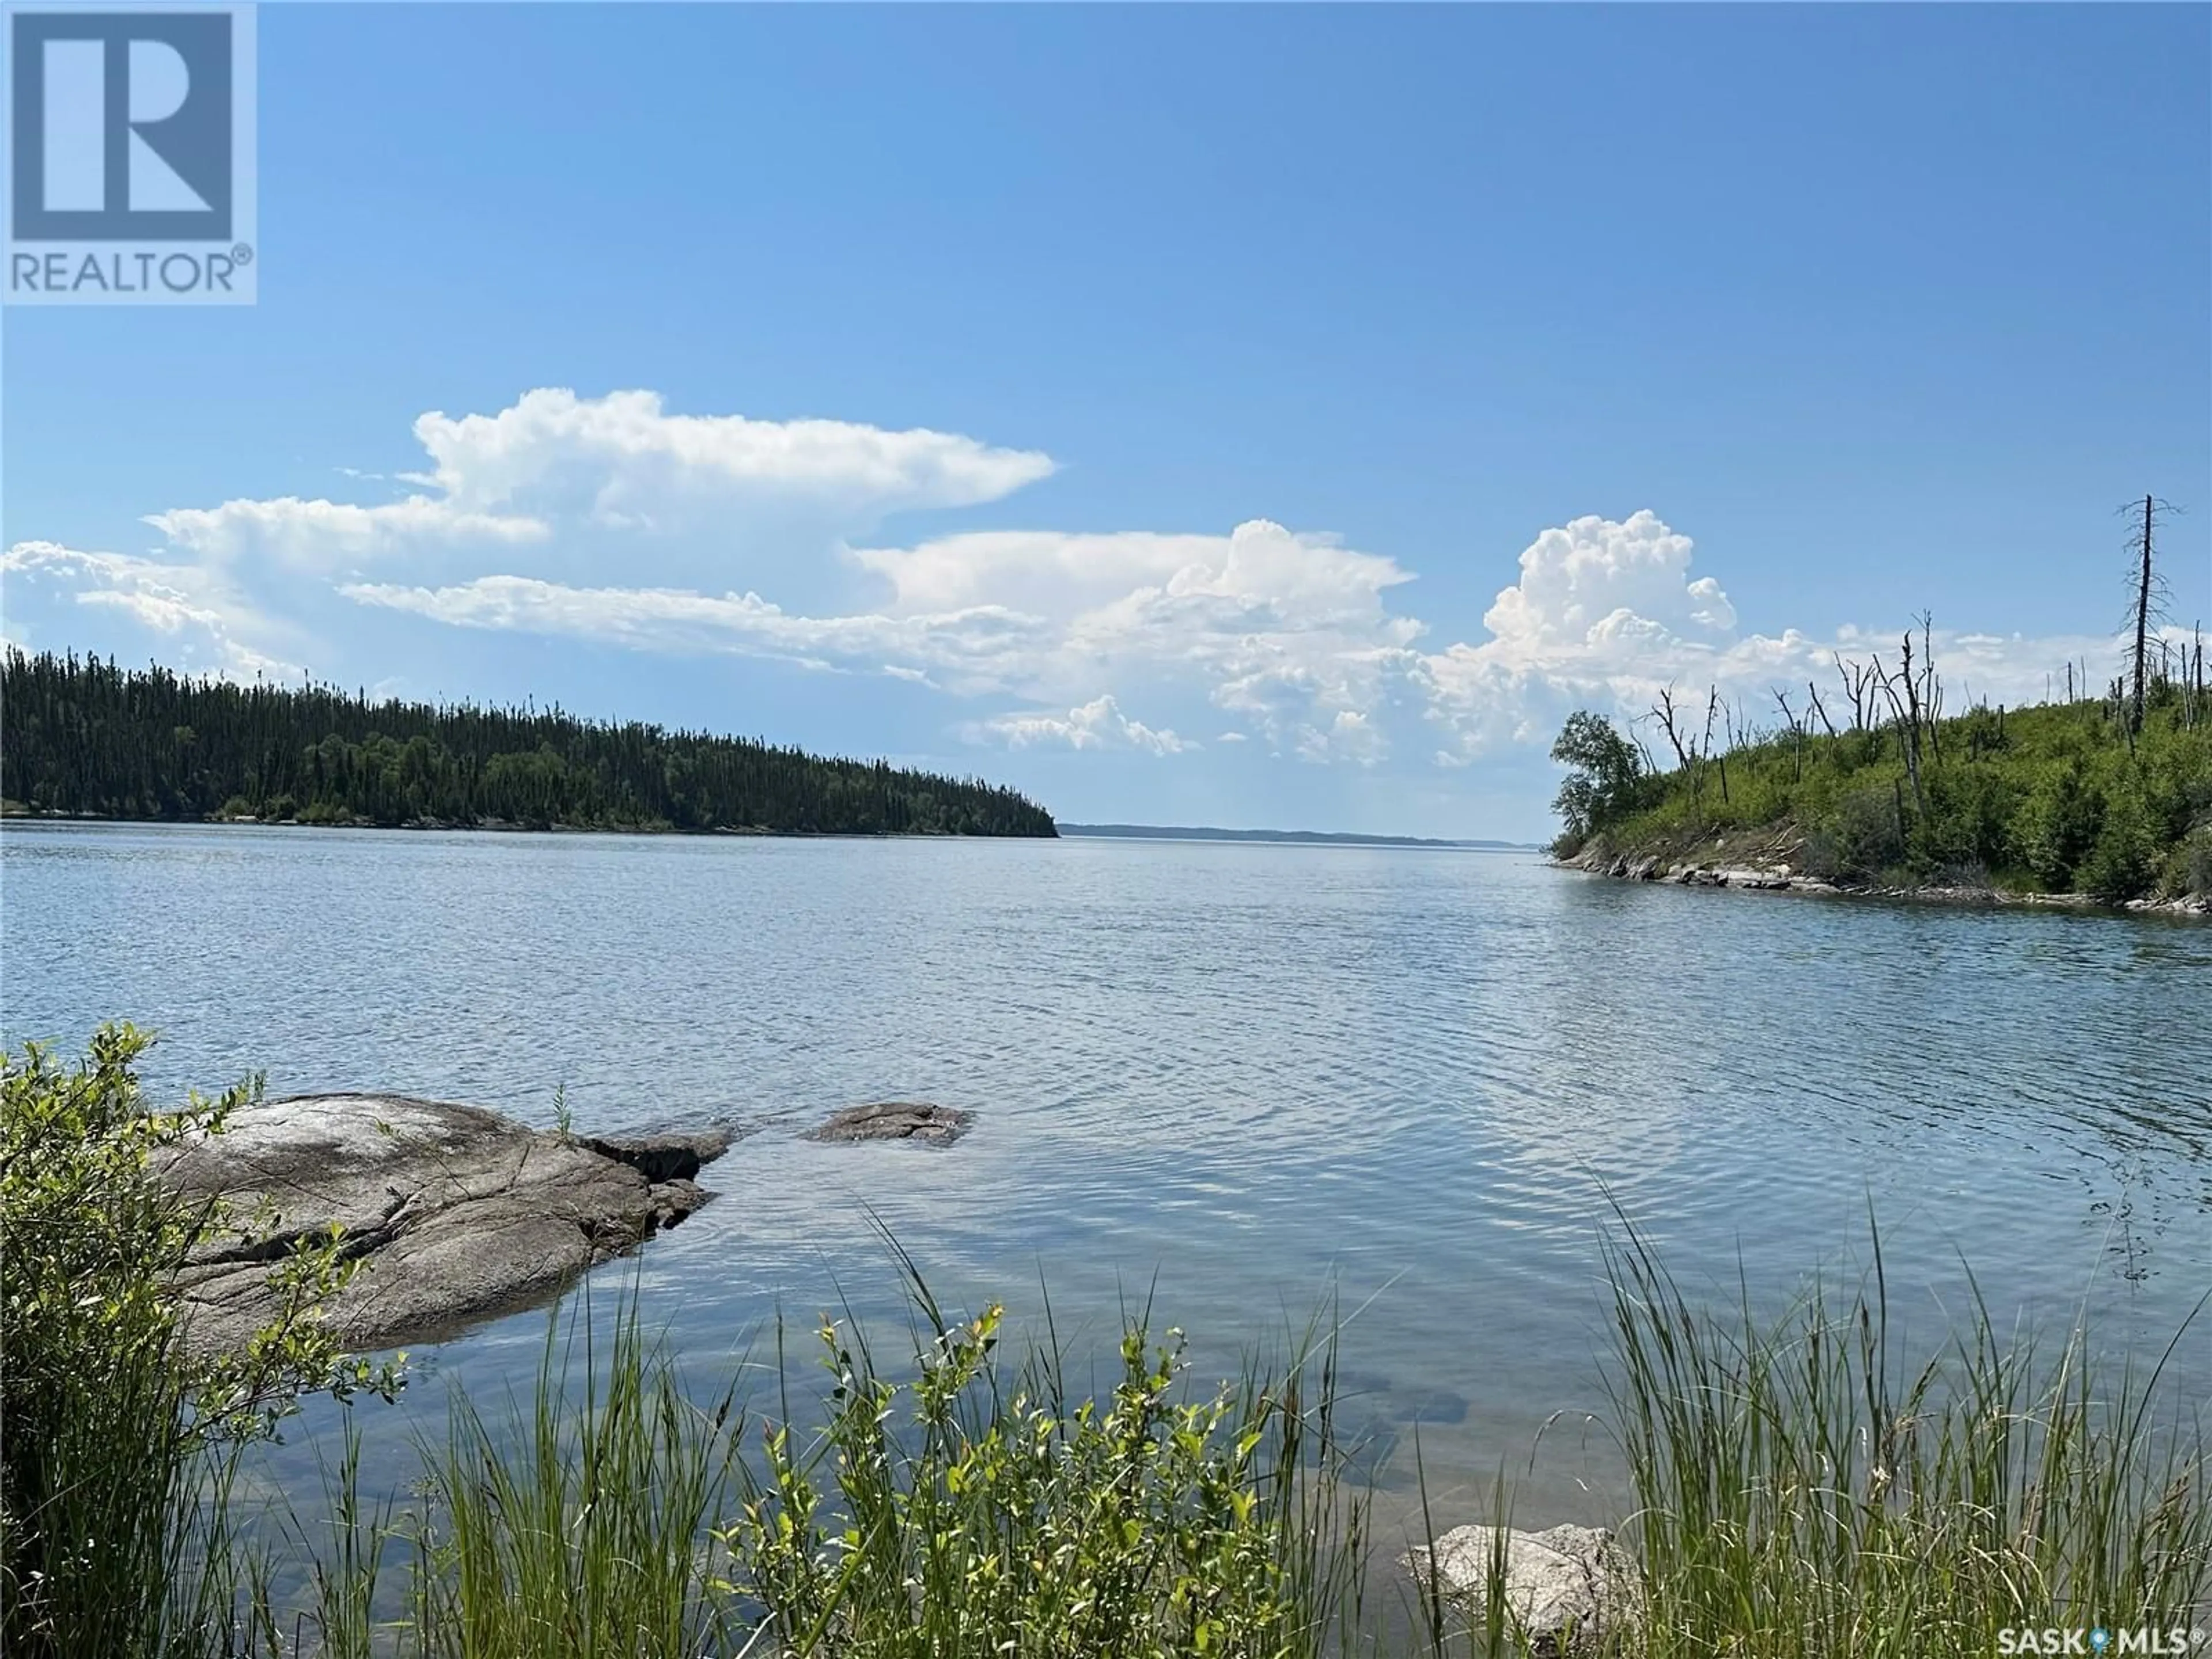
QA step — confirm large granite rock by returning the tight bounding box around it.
[158,1093,730,1356]
[1403,1523,1641,1657]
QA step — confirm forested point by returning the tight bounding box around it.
[0,651,1057,838]
[1548,632,2211,906]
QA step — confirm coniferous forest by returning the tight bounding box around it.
[0,651,1058,838]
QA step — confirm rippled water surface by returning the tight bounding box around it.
[6,822,2209,1524]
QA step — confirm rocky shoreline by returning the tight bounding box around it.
[158,1090,976,1356]
[1558,842,2210,918]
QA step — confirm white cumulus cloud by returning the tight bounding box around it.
[975,694,1195,755]
[1,540,301,677]
[141,388,1056,578]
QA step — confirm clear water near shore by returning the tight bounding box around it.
[5,821,2207,1531]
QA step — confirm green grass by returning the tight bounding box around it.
[278,1306,745,1659]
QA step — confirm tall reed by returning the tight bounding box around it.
[1600,1213,2210,1658]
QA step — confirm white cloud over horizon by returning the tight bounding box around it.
[974,694,1196,756]
[141,388,1056,579]
[1,388,2157,815]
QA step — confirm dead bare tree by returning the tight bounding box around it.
[1703,686,1729,805]
[1652,683,1702,820]
[1916,612,1943,766]
[1653,685,1694,772]
[2131,495,2154,735]
[2119,495,2178,742]
[2192,623,2206,730]
[1834,652,1877,732]
[1806,680,1838,739]
[1871,635,1924,816]
[1626,718,1661,776]
[1773,687,1808,782]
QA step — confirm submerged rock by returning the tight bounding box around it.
[1404,1523,1641,1657]
[159,1093,731,1357]
[806,1101,974,1145]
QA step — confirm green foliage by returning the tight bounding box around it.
[2017,762,2106,888]
[726,1300,1362,1659]
[1601,1212,2211,1658]
[1,649,1056,838]
[1549,712,1649,851]
[1561,695,2211,900]
[1801,783,1908,882]
[241,1233,2212,1659]
[253,1277,1366,1659]
[2078,787,2162,904]
[2160,827,2212,902]
[0,1028,400,1658]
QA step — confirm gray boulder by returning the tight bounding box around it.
[1404,1523,1640,1657]
[806,1102,973,1145]
[159,1093,730,1357]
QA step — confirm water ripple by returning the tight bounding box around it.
[5,823,2207,1521]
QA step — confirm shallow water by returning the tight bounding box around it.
[5,821,2209,1531]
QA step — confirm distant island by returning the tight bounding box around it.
[1061,823,1536,850]
[0,650,1056,839]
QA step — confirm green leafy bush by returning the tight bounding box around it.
[0,1028,398,1658]
[726,1302,1362,1659]
[2017,762,2107,888]
[2079,787,2162,903]
[2158,826,2212,900]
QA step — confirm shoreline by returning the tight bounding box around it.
[1554,843,2211,919]
[0,806,1060,842]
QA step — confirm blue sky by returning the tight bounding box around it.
[5,3,2207,841]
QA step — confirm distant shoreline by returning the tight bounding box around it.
[0,808,1548,854]
[1059,823,1538,851]
[0,808,1055,842]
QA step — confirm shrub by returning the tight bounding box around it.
[2015,762,2107,889]
[2157,827,2212,900]
[0,1028,398,1659]
[723,1286,1366,1659]
[2080,787,2162,904]
[1805,782,1907,881]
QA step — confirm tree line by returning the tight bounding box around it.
[0,651,1058,838]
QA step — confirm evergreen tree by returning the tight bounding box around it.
[0,652,1057,839]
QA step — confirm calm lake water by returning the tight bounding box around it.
[5,821,2209,1531]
